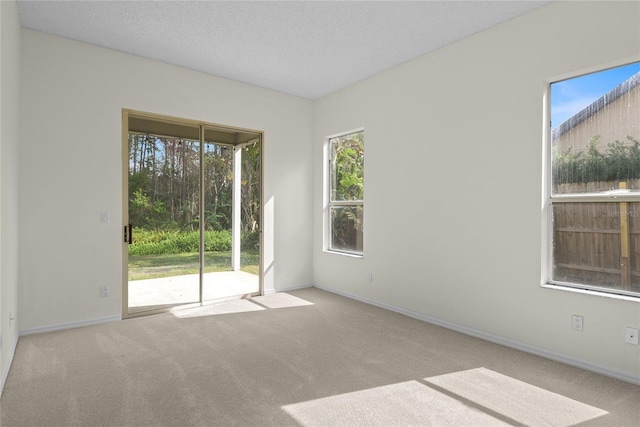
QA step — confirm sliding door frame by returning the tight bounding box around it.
[122,109,264,319]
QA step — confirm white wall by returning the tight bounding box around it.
[13,0,640,385]
[313,1,640,382]
[19,30,313,332]
[0,0,21,391]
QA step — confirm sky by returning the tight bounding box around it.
[551,61,640,129]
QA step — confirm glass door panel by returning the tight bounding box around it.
[201,141,234,301]
[201,135,260,301]
[239,140,261,277]
[127,130,201,314]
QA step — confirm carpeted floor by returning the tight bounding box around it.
[1,287,638,426]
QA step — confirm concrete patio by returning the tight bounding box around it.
[128,270,259,314]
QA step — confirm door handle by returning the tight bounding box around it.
[124,224,133,244]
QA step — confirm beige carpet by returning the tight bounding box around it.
[1,288,638,426]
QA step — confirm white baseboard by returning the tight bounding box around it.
[19,315,121,336]
[313,284,640,386]
[1,333,19,397]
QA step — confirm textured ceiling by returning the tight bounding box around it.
[17,1,552,99]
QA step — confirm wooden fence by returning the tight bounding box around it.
[553,180,640,293]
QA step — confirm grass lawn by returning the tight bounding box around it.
[128,250,259,281]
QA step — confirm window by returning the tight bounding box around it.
[327,130,364,255]
[548,61,640,297]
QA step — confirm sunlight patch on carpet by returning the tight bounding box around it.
[251,293,315,309]
[171,299,265,318]
[282,368,608,426]
[423,367,608,426]
[170,293,313,318]
[282,380,510,426]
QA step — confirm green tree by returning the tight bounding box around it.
[331,133,364,201]
[330,131,364,251]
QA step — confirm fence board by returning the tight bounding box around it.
[552,183,640,293]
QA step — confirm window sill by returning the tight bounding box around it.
[325,250,363,259]
[542,283,639,302]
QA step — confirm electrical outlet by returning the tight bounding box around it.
[572,315,583,331]
[625,327,639,345]
[100,285,110,297]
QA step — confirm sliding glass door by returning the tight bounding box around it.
[123,111,262,317]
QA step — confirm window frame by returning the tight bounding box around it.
[545,63,640,299]
[325,129,365,257]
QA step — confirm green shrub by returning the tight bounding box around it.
[204,229,232,252]
[553,136,640,184]
[241,230,260,250]
[130,228,232,255]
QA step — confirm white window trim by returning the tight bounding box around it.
[543,66,640,299]
[541,282,640,302]
[324,128,365,257]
